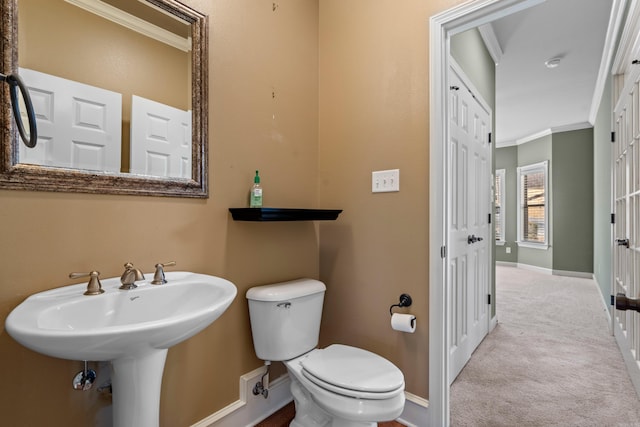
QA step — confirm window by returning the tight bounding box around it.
[495,169,506,244]
[517,161,548,248]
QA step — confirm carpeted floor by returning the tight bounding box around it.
[450,266,640,426]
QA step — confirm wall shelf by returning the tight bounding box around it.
[229,208,342,222]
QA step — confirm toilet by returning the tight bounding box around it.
[246,278,405,427]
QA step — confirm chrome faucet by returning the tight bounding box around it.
[119,262,145,290]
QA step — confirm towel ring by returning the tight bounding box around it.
[1,72,38,148]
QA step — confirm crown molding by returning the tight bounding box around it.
[496,121,593,148]
[589,0,627,124]
[65,0,191,52]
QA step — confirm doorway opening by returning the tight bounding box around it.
[429,1,549,425]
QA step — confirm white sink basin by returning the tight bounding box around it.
[6,271,236,361]
[5,271,237,427]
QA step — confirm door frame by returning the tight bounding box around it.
[429,0,544,424]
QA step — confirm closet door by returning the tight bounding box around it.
[448,63,492,383]
[613,73,640,390]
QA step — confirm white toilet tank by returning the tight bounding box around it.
[246,278,326,361]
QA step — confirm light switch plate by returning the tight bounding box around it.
[372,169,400,193]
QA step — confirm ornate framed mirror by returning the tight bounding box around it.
[0,0,208,197]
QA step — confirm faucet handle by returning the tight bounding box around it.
[69,271,104,296]
[151,261,176,285]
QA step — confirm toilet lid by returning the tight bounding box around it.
[300,344,404,396]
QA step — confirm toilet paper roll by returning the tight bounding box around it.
[391,313,416,333]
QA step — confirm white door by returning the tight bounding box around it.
[613,72,640,387]
[448,62,492,383]
[18,68,122,172]
[130,95,191,178]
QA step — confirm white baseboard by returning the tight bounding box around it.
[191,367,292,427]
[192,367,430,427]
[516,263,552,275]
[551,269,593,279]
[490,314,498,332]
[498,261,594,279]
[591,274,613,331]
[495,261,517,268]
[397,392,429,427]
[613,321,640,400]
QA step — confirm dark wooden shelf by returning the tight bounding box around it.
[229,208,342,222]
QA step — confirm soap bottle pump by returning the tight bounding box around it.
[249,170,263,208]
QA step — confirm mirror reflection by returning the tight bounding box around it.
[19,0,192,179]
[1,0,208,197]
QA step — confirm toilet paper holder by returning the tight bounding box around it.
[389,293,412,315]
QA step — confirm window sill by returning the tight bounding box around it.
[517,241,548,250]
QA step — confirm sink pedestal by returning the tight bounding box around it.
[111,349,168,427]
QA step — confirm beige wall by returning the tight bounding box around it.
[1,0,319,425]
[1,0,466,424]
[317,0,464,398]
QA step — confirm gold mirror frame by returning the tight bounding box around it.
[0,0,208,198]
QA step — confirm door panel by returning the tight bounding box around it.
[18,68,122,172]
[448,64,491,382]
[130,95,191,178]
[614,76,640,385]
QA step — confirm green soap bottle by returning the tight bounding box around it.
[249,170,263,208]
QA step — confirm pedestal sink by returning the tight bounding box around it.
[5,271,237,427]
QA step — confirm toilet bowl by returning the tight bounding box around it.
[246,279,406,427]
[286,345,405,427]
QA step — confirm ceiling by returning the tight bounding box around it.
[486,0,615,146]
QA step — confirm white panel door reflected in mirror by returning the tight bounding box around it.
[130,95,191,178]
[18,68,122,172]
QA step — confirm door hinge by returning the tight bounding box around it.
[440,246,446,258]
[487,294,491,305]
[611,213,615,224]
[488,132,492,144]
[488,213,492,224]
[611,131,616,143]
[611,295,615,306]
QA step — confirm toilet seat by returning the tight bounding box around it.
[300,344,404,400]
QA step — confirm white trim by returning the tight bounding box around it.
[592,274,613,332]
[516,160,549,247]
[490,314,499,332]
[612,0,640,76]
[192,369,431,427]
[191,369,292,427]
[65,0,192,52]
[397,392,429,427]
[551,269,593,279]
[515,263,553,275]
[614,320,640,399]
[588,0,628,124]
[516,241,549,250]
[495,168,506,244]
[498,262,595,279]
[478,23,503,65]
[497,122,594,148]
[430,1,544,425]
[496,260,518,268]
